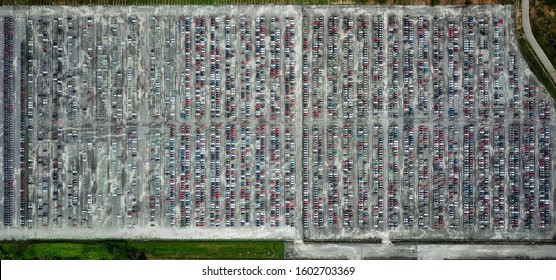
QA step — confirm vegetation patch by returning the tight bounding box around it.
[518,36,556,100]
[0,240,284,260]
[530,0,556,69]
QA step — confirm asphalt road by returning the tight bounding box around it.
[521,0,556,84]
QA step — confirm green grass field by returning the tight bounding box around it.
[0,240,285,260]
[531,0,556,70]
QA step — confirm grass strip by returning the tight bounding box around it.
[0,240,284,260]
[517,36,556,100]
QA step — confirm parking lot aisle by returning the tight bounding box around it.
[462,124,476,229]
[507,123,520,229]
[446,124,461,229]
[12,15,25,229]
[356,124,370,229]
[223,16,238,122]
[371,123,384,230]
[18,14,29,230]
[431,14,445,120]
[491,124,505,229]
[35,15,53,229]
[431,124,446,229]
[112,16,126,228]
[462,14,477,120]
[51,15,66,228]
[386,14,401,119]
[401,122,415,228]
[416,124,430,229]
[341,123,356,229]
[402,15,416,118]
[25,17,36,229]
[386,123,400,229]
[253,16,267,121]
[283,14,299,230]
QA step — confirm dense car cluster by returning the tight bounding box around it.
[0,6,554,240]
[300,8,554,238]
[3,16,16,226]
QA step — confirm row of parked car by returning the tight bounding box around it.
[3,16,16,227]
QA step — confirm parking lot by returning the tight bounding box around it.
[0,5,554,241]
